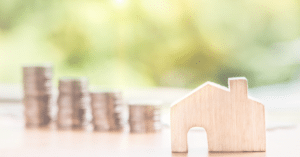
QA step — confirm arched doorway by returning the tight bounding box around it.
[187,127,208,155]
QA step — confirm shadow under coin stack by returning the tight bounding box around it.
[90,91,124,131]
[23,65,53,128]
[128,101,162,133]
[57,78,90,130]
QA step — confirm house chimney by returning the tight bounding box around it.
[229,77,248,99]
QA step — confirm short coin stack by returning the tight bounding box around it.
[90,91,124,131]
[23,65,53,128]
[90,92,109,131]
[128,101,162,133]
[57,78,90,130]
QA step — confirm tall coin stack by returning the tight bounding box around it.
[57,78,90,130]
[90,91,124,131]
[128,101,162,133]
[23,65,53,128]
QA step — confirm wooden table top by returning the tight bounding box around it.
[1,102,300,157]
[1,118,300,157]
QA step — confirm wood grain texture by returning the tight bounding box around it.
[170,77,266,152]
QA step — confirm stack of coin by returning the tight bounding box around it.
[107,92,124,131]
[90,91,124,131]
[90,92,109,131]
[23,65,53,128]
[128,101,162,133]
[57,78,90,130]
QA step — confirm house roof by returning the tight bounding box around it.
[170,79,262,107]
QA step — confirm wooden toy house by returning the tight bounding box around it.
[170,77,266,152]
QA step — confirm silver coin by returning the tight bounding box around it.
[93,120,110,126]
[94,126,110,132]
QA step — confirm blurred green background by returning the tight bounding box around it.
[1,0,300,88]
